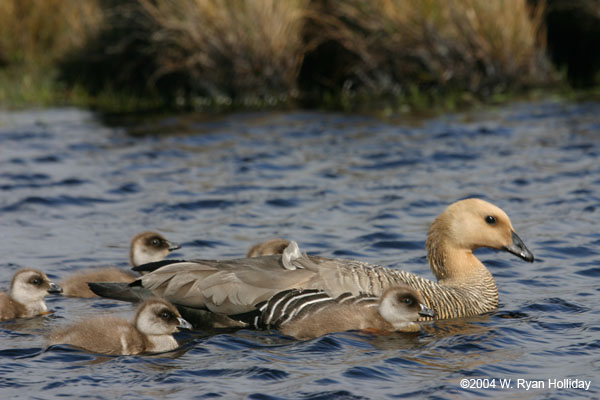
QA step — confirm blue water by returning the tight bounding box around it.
[0,102,599,399]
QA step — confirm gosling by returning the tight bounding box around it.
[0,269,62,321]
[60,231,180,298]
[47,298,192,355]
[247,238,290,257]
[254,285,435,340]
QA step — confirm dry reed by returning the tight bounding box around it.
[0,0,559,110]
[305,0,553,100]
[0,0,102,65]
[137,0,308,106]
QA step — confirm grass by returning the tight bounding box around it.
[300,0,554,109]
[0,0,566,113]
[0,0,102,109]
[0,66,58,108]
[0,0,101,65]
[138,0,308,105]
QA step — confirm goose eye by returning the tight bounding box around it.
[151,238,161,246]
[402,297,413,305]
[485,215,497,225]
[30,278,41,285]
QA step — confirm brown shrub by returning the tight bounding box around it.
[0,0,102,65]
[137,0,309,105]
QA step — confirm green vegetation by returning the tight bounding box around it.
[0,0,595,113]
[0,0,101,107]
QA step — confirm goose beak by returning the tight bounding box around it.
[418,303,435,318]
[504,231,534,262]
[167,240,181,252]
[47,282,63,294]
[177,317,193,331]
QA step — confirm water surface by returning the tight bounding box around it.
[0,102,599,399]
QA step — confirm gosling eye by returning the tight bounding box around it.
[30,278,41,285]
[160,310,173,321]
[150,238,161,246]
[402,297,414,306]
[485,215,497,225]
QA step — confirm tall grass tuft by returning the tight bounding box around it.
[0,0,102,107]
[301,0,554,108]
[57,1,165,106]
[58,0,309,109]
[0,0,102,66]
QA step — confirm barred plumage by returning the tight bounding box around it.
[296,256,499,320]
[250,286,433,339]
[255,289,343,329]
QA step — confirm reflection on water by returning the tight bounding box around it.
[0,102,599,399]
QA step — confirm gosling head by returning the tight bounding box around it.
[130,231,180,267]
[378,286,435,331]
[9,268,62,306]
[247,238,291,257]
[134,298,192,336]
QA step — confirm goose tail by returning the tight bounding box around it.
[131,259,185,274]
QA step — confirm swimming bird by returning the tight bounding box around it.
[247,238,290,257]
[89,199,534,325]
[0,269,62,321]
[60,231,180,298]
[47,298,192,355]
[248,285,434,340]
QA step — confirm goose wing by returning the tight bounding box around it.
[137,256,316,314]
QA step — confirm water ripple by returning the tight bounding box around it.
[1,195,114,212]
[144,199,244,213]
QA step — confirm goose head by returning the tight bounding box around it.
[134,298,192,336]
[129,231,180,268]
[426,198,534,281]
[378,286,434,330]
[9,268,62,308]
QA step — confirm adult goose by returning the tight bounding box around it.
[60,231,180,298]
[90,199,534,325]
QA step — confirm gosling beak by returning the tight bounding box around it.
[177,317,193,331]
[504,230,534,262]
[167,240,181,252]
[418,303,435,318]
[47,282,63,294]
